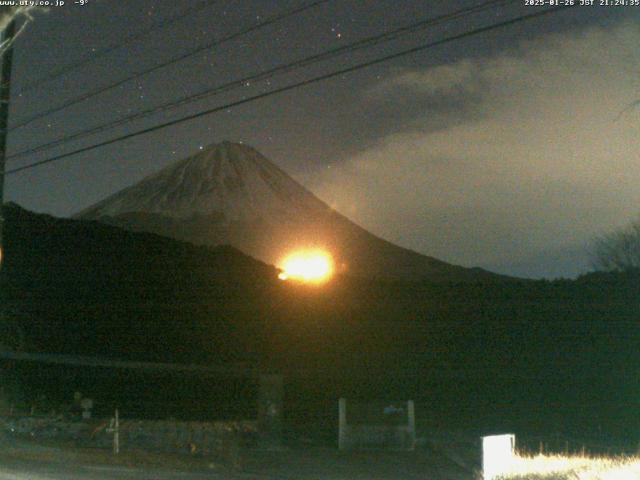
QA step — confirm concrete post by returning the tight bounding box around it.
[338,397,347,450]
[257,374,283,449]
[407,400,415,450]
[113,408,120,455]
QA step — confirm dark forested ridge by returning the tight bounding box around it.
[1,203,638,443]
[0,202,280,364]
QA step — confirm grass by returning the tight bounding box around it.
[497,452,640,480]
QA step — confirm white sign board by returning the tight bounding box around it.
[482,434,515,480]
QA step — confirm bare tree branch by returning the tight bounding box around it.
[590,216,640,272]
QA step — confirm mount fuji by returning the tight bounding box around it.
[77,141,503,282]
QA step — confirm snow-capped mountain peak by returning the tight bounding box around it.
[78,141,507,282]
[78,141,328,223]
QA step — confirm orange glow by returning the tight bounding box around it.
[278,250,334,283]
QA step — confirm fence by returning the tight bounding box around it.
[338,398,415,451]
[0,413,257,456]
[0,350,284,451]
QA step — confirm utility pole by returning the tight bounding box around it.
[0,18,15,270]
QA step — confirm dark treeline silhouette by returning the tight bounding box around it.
[1,203,638,446]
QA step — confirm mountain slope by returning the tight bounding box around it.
[78,141,328,222]
[77,141,505,282]
[1,202,277,363]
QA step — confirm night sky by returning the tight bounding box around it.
[4,1,640,278]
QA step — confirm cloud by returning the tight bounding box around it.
[367,59,479,98]
[309,20,640,277]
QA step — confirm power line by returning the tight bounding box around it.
[8,0,510,160]
[4,5,574,177]
[10,0,332,132]
[14,0,218,95]
[0,349,258,378]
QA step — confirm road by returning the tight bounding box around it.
[0,457,249,480]
[0,435,476,479]
[0,448,475,480]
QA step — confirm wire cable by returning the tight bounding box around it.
[14,0,219,95]
[8,0,510,160]
[4,5,575,177]
[10,0,332,132]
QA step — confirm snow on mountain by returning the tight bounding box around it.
[78,141,507,282]
[78,141,329,223]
